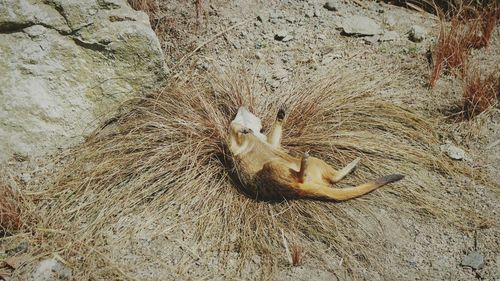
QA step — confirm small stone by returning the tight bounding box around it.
[281,35,294,42]
[305,9,315,18]
[29,258,73,281]
[461,251,484,270]
[272,67,288,80]
[274,30,288,41]
[379,31,399,42]
[408,25,427,42]
[440,143,470,161]
[251,255,261,264]
[363,35,379,45]
[232,41,241,49]
[324,0,338,11]
[313,6,321,17]
[20,172,32,183]
[255,52,263,59]
[14,240,28,254]
[384,15,397,27]
[341,15,382,36]
[256,12,268,23]
[317,34,326,40]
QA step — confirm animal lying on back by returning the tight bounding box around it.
[228,106,404,201]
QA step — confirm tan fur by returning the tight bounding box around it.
[228,107,404,201]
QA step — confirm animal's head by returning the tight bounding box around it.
[228,107,267,155]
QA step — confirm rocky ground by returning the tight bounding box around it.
[1,0,498,280]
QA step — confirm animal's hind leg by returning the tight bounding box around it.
[298,152,309,183]
[268,107,286,148]
[327,157,361,183]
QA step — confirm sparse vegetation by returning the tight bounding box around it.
[291,244,302,267]
[0,175,22,236]
[462,70,499,118]
[428,1,498,118]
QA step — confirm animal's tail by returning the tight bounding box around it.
[294,174,404,201]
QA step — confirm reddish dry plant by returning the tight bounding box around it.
[0,181,22,235]
[291,245,303,266]
[463,4,500,49]
[195,0,203,23]
[429,3,499,88]
[462,71,500,118]
[127,0,159,15]
[429,19,469,88]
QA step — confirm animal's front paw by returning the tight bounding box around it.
[277,106,286,121]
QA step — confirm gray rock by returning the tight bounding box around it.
[256,12,268,23]
[440,143,470,161]
[363,35,379,45]
[324,0,338,11]
[341,15,382,36]
[408,25,427,42]
[384,15,397,27]
[29,258,72,281]
[321,53,341,64]
[274,30,288,41]
[379,31,399,42]
[313,6,321,17]
[305,9,315,18]
[461,251,484,270]
[272,67,288,80]
[0,0,165,161]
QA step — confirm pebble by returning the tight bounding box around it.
[385,15,397,27]
[274,30,289,41]
[440,143,470,161]
[255,52,263,59]
[408,25,427,42]
[272,67,288,80]
[363,35,379,45]
[341,15,382,36]
[461,251,484,270]
[379,31,399,42]
[256,12,268,23]
[324,0,338,11]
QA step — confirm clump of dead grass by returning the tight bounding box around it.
[462,70,499,118]
[429,1,499,88]
[0,174,22,236]
[25,67,490,279]
[127,0,159,15]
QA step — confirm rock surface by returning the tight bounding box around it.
[440,143,470,161]
[0,0,165,161]
[461,251,484,270]
[28,258,72,281]
[341,15,382,36]
[408,25,427,42]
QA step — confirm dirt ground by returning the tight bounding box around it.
[1,0,499,280]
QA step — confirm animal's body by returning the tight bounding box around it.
[228,106,403,201]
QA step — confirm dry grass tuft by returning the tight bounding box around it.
[0,173,23,236]
[429,1,499,88]
[127,0,159,15]
[291,244,302,267]
[462,70,500,118]
[24,67,489,279]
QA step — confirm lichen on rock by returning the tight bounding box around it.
[0,0,165,160]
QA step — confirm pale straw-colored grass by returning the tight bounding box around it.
[7,67,492,279]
